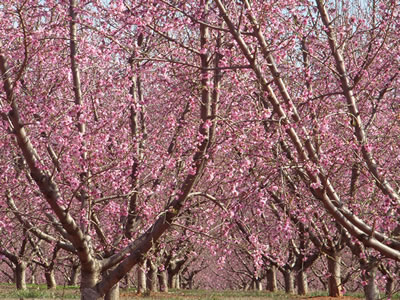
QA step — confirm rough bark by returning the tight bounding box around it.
[69,263,80,286]
[146,260,158,292]
[297,270,308,295]
[362,262,379,300]
[266,265,277,292]
[137,260,147,294]
[15,262,27,290]
[254,278,262,291]
[158,270,168,292]
[80,268,101,300]
[168,259,185,289]
[104,282,119,300]
[385,276,394,298]
[45,269,57,289]
[327,251,343,297]
[283,270,295,294]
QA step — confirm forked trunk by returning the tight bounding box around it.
[327,251,343,297]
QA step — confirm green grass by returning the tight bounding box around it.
[0,283,80,299]
[0,283,396,299]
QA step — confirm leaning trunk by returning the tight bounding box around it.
[327,251,343,297]
[103,268,119,300]
[104,282,119,300]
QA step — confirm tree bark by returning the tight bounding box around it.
[251,277,262,291]
[168,271,181,289]
[69,263,80,286]
[283,270,295,294]
[297,270,308,295]
[45,269,57,289]
[103,268,119,300]
[327,251,343,297]
[146,260,158,292]
[80,268,101,300]
[362,262,379,300]
[15,261,27,290]
[385,276,394,298]
[266,265,277,292]
[158,269,168,292]
[104,282,119,300]
[137,260,147,294]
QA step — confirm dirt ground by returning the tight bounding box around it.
[301,298,360,300]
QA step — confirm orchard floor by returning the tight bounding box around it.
[0,284,365,299]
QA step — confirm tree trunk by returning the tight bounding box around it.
[45,269,57,289]
[297,270,308,295]
[251,277,262,291]
[266,265,277,292]
[69,263,80,286]
[283,270,295,294]
[385,275,394,298]
[80,268,101,300]
[15,262,27,290]
[187,274,195,290]
[146,260,158,292]
[137,260,147,294]
[103,268,120,300]
[169,272,180,289]
[363,262,379,300]
[104,281,119,300]
[175,274,181,289]
[327,251,343,297]
[158,270,168,292]
[167,259,183,289]
[255,278,263,291]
